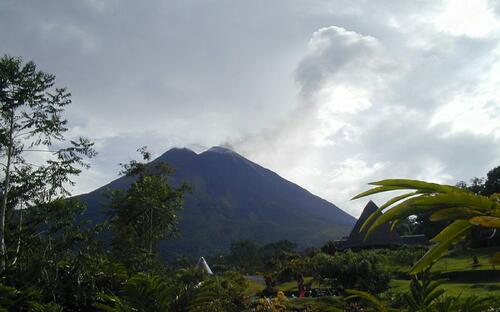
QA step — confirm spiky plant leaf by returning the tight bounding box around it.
[364,192,493,240]
[368,179,461,194]
[411,221,472,274]
[346,289,395,312]
[430,208,482,222]
[469,216,500,228]
[354,179,500,274]
[359,191,420,233]
[390,219,400,232]
[351,185,407,200]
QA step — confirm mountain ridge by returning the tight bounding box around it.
[79,146,356,258]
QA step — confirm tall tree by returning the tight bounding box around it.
[483,165,500,196]
[107,147,189,270]
[0,55,95,272]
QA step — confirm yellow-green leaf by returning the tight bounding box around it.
[430,208,482,222]
[411,220,472,274]
[469,216,500,228]
[431,220,472,243]
[359,191,420,233]
[364,192,495,240]
[379,191,422,210]
[390,220,400,232]
[351,185,407,200]
[369,179,461,194]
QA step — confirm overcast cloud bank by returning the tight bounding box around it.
[1,0,499,216]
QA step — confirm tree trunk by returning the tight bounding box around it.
[11,208,22,266]
[0,111,14,272]
[149,208,153,254]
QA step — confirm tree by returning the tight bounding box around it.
[353,179,500,274]
[226,240,262,273]
[0,55,95,272]
[321,240,337,255]
[106,147,189,269]
[483,165,500,196]
[456,177,485,195]
[456,165,500,196]
[7,199,120,311]
[455,166,500,247]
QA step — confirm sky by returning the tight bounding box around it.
[1,0,500,217]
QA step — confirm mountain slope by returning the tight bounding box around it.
[78,146,355,258]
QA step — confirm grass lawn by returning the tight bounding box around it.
[274,277,317,292]
[244,277,318,296]
[245,247,500,306]
[245,279,265,297]
[286,297,344,311]
[246,275,500,309]
[389,247,500,298]
[390,278,500,297]
[431,247,500,273]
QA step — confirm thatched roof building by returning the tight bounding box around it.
[335,200,428,250]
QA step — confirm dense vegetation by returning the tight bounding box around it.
[1,55,500,311]
[0,55,248,311]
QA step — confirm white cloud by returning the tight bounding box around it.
[234,6,500,217]
[2,0,500,217]
[434,0,499,37]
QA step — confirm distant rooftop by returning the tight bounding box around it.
[335,200,429,250]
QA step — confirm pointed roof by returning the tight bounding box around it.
[196,257,213,275]
[338,201,402,249]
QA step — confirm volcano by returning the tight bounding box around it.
[78,146,356,258]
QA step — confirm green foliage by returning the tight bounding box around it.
[0,284,44,312]
[0,54,95,271]
[354,179,500,274]
[106,147,189,270]
[189,271,249,312]
[433,295,497,312]
[3,199,125,311]
[346,271,499,311]
[168,268,207,310]
[97,269,250,312]
[403,274,445,311]
[310,250,390,294]
[96,273,172,312]
[274,255,311,284]
[223,240,298,274]
[484,166,500,196]
[320,240,337,255]
[383,247,426,269]
[286,296,346,312]
[458,165,500,197]
[346,289,396,312]
[226,240,262,273]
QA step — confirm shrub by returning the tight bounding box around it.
[310,250,390,294]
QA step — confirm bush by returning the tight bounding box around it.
[96,269,250,312]
[274,256,312,283]
[320,240,337,255]
[383,246,427,268]
[310,250,390,294]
